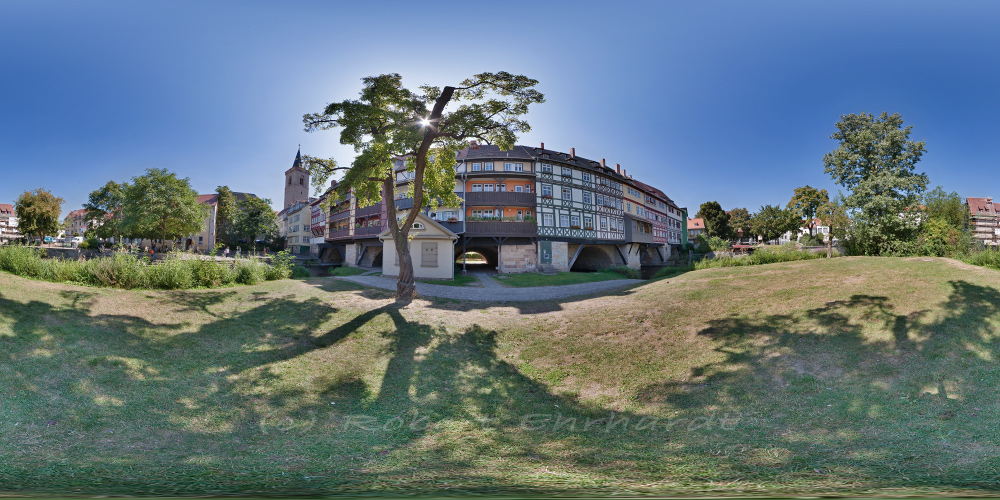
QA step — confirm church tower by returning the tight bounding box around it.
[284,147,310,209]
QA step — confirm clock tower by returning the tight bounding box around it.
[284,147,310,209]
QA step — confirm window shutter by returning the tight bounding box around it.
[421,242,438,267]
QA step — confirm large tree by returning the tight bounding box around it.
[823,112,928,254]
[923,186,965,230]
[83,180,128,242]
[303,72,544,300]
[727,207,752,242]
[232,196,279,251]
[750,204,800,244]
[817,198,851,258]
[122,168,205,246]
[15,188,64,242]
[696,201,732,240]
[214,185,237,248]
[787,185,829,237]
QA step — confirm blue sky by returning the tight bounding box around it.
[2,0,999,218]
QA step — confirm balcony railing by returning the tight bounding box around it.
[329,228,351,240]
[329,210,350,222]
[465,191,536,206]
[465,221,537,237]
[357,203,382,217]
[354,225,383,238]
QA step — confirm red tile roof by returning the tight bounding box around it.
[0,203,13,215]
[687,218,705,230]
[968,197,998,215]
[67,209,88,219]
[197,194,218,205]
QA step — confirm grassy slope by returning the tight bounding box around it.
[498,270,627,287]
[3,257,1000,495]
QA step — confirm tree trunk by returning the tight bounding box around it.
[827,235,832,258]
[395,234,416,300]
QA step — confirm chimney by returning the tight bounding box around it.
[600,158,606,167]
[615,163,621,174]
[570,147,575,158]
[470,140,477,146]
[623,169,626,176]
[540,142,544,150]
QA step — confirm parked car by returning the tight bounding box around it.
[71,236,83,246]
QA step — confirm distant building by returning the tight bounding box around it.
[967,197,1000,246]
[687,218,706,240]
[184,191,257,253]
[64,208,91,237]
[284,147,310,209]
[0,203,20,243]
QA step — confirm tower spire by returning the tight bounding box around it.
[293,145,302,168]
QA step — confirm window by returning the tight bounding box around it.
[525,184,531,193]
[472,162,481,171]
[600,217,608,230]
[300,177,304,185]
[515,185,523,193]
[544,213,554,226]
[610,218,618,231]
[583,191,592,204]
[560,214,569,227]
[562,187,572,199]
[412,222,424,229]
[516,209,524,221]
[472,183,483,192]
[570,215,580,227]
[484,162,494,171]
[627,202,631,212]
[582,172,591,182]
[541,184,553,198]
[540,163,552,173]
[596,194,604,206]
[562,167,573,177]
[484,183,495,192]
[288,177,292,185]
[584,216,593,229]
[504,162,524,172]
[499,184,506,192]
[198,236,203,243]
[421,242,437,267]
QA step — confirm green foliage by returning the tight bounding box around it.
[122,169,205,242]
[329,266,367,276]
[824,112,928,254]
[600,265,640,279]
[269,250,295,278]
[964,247,1000,270]
[727,207,751,239]
[787,185,829,236]
[696,244,825,270]
[77,237,100,250]
[289,265,311,279]
[692,235,711,253]
[696,201,731,239]
[751,204,799,243]
[798,234,824,247]
[706,236,731,251]
[916,217,972,257]
[214,186,237,248]
[233,257,268,285]
[232,196,279,250]
[83,180,126,240]
[0,246,290,289]
[923,186,965,230]
[15,188,64,239]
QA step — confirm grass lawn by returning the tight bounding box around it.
[416,273,480,287]
[497,270,630,287]
[328,266,367,276]
[5,257,1000,496]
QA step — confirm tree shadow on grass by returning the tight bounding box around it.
[7,278,1000,495]
[635,280,1000,490]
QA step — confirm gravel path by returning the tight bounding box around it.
[334,274,643,302]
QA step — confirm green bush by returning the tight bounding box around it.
[267,250,294,280]
[0,246,290,290]
[147,254,195,289]
[329,266,367,276]
[289,265,311,279]
[695,244,825,270]
[233,257,268,285]
[601,265,640,279]
[654,266,694,279]
[964,247,1000,270]
[706,236,731,252]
